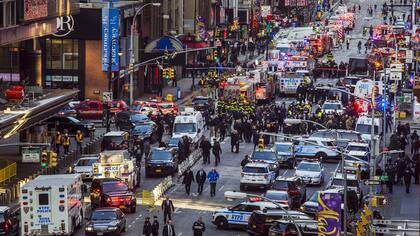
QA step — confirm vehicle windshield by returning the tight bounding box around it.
[174,123,196,133]
[67,117,80,123]
[168,138,180,147]
[347,145,369,152]
[322,104,341,110]
[103,136,124,144]
[102,182,129,192]
[151,151,172,161]
[159,103,174,109]
[274,144,292,153]
[91,211,117,221]
[252,151,276,161]
[131,114,149,123]
[331,178,359,187]
[192,98,209,104]
[340,132,361,140]
[272,181,290,190]
[265,191,288,201]
[355,124,379,135]
[321,141,335,146]
[76,159,98,166]
[133,124,152,133]
[297,163,321,172]
[243,166,268,173]
[310,132,334,139]
[309,191,319,202]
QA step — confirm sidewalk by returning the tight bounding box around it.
[381,184,420,220]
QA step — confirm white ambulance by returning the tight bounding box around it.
[92,150,140,190]
[20,174,85,236]
[172,107,205,146]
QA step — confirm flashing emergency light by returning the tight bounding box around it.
[283,56,289,61]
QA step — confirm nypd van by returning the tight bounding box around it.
[172,107,205,146]
[212,201,279,229]
[20,174,85,236]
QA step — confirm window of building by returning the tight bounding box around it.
[0,0,17,28]
[45,38,79,70]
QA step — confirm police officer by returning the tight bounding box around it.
[62,133,71,154]
[192,216,206,236]
[212,138,222,166]
[53,131,62,156]
[75,130,84,154]
[151,216,159,236]
[142,217,152,236]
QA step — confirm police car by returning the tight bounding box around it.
[294,160,325,185]
[295,137,340,162]
[212,200,279,229]
[240,162,276,191]
[321,100,344,115]
[344,142,370,178]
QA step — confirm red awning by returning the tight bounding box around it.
[184,41,208,49]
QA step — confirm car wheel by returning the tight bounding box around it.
[215,217,228,230]
[315,152,327,163]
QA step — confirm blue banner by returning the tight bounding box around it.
[102,8,120,72]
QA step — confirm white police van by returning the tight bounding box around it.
[212,200,279,229]
[295,137,339,162]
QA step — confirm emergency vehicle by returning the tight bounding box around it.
[20,174,85,236]
[212,200,279,229]
[277,73,310,96]
[92,150,140,190]
[172,107,205,146]
[355,116,382,142]
[240,162,276,190]
[321,100,344,114]
[222,76,255,102]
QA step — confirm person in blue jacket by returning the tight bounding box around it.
[207,168,220,197]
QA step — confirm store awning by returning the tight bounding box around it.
[184,41,209,49]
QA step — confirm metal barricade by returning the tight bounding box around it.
[0,162,17,185]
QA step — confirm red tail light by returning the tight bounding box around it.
[288,190,299,196]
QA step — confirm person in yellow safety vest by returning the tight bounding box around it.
[75,130,84,154]
[54,131,62,157]
[63,133,71,155]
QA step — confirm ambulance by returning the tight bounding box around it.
[20,174,85,236]
[92,150,140,190]
[172,107,205,146]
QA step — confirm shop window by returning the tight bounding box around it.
[45,39,79,70]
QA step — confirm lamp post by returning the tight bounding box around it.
[224,191,303,236]
[283,118,348,235]
[129,2,162,105]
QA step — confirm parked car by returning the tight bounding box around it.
[264,190,292,209]
[76,100,103,120]
[101,131,130,151]
[310,129,363,150]
[272,176,307,209]
[294,160,325,186]
[90,178,136,213]
[294,137,339,162]
[132,121,159,143]
[43,116,95,136]
[115,111,149,131]
[57,106,77,118]
[0,206,19,236]
[268,219,318,236]
[157,102,178,115]
[240,163,277,191]
[70,154,99,180]
[85,208,126,236]
[145,148,178,177]
[247,209,311,236]
[110,100,128,115]
[273,142,296,168]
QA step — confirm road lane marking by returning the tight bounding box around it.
[177,233,183,236]
[128,225,132,228]
[218,185,224,192]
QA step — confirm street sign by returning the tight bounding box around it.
[102,92,113,102]
[365,179,381,185]
[390,71,402,81]
[390,63,403,72]
[102,7,120,72]
[22,146,41,163]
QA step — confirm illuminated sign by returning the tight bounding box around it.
[53,15,75,37]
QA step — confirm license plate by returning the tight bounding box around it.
[97,233,103,236]
[156,169,161,173]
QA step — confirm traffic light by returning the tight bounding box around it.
[163,50,169,61]
[162,68,169,80]
[371,195,386,208]
[258,138,264,150]
[41,150,48,168]
[252,17,258,30]
[223,28,228,39]
[213,50,218,61]
[48,151,58,168]
[169,68,175,79]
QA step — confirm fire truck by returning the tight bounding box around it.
[92,150,140,190]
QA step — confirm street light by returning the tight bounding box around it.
[129,2,162,105]
[224,191,302,236]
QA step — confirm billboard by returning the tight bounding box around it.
[24,0,48,21]
[102,8,120,72]
[318,192,342,236]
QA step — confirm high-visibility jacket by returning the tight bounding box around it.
[63,137,70,146]
[55,135,62,145]
[76,133,84,143]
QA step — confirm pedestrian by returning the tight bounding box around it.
[231,130,240,153]
[62,133,71,154]
[208,168,220,197]
[219,121,226,141]
[212,138,222,166]
[414,155,419,184]
[410,130,419,154]
[195,168,206,195]
[403,167,415,193]
[143,140,151,159]
[53,131,62,156]
[75,130,84,154]
[192,216,206,236]
[161,196,174,223]
[182,169,194,195]
[357,40,362,54]
[346,38,350,50]
[143,217,152,236]
[157,120,164,143]
[172,77,177,87]
[200,137,212,164]
[152,216,159,236]
[386,163,396,193]
[162,219,175,236]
